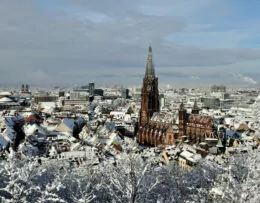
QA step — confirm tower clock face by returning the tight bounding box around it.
[147,84,151,91]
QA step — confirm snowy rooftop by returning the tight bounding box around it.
[188,114,212,125]
[180,150,201,163]
[151,111,177,123]
[0,97,14,103]
[0,91,12,96]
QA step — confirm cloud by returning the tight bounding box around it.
[190,76,201,80]
[97,74,118,78]
[231,73,258,85]
[0,0,260,87]
[158,71,188,78]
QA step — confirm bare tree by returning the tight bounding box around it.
[101,151,156,203]
[211,148,260,203]
[0,151,67,203]
[0,151,98,203]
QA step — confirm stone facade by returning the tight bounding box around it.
[183,114,215,144]
[138,112,177,146]
[139,45,159,127]
[138,46,216,147]
[138,122,175,146]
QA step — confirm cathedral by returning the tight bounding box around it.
[138,45,216,147]
[139,45,159,127]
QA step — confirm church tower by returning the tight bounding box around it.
[178,102,187,139]
[192,99,200,114]
[139,45,159,126]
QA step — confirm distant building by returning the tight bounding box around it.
[70,83,98,100]
[59,91,65,97]
[63,100,89,106]
[70,86,89,101]
[0,98,19,110]
[94,89,104,97]
[132,88,142,101]
[89,82,95,96]
[21,84,30,94]
[210,85,226,93]
[80,85,89,89]
[34,96,58,104]
[159,94,165,110]
[121,88,130,99]
[0,92,20,110]
[21,84,25,93]
[25,84,29,93]
[210,92,230,100]
[202,97,220,109]
[70,91,88,100]
[0,91,12,99]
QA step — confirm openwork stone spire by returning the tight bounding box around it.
[139,44,159,127]
[145,44,155,76]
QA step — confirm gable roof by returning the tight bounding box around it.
[55,118,75,132]
[151,112,177,123]
[188,114,212,125]
[0,97,13,103]
[0,134,9,149]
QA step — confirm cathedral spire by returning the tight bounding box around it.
[140,44,159,127]
[193,99,199,110]
[192,99,200,114]
[145,44,155,76]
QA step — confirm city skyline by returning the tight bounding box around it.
[1,0,260,87]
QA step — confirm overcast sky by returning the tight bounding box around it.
[1,0,260,88]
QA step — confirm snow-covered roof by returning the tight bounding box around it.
[210,187,224,196]
[55,118,75,132]
[180,150,194,159]
[24,123,48,136]
[179,150,201,163]
[19,143,40,157]
[2,127,16,142]
[234,122,248,131]
[0,91,12,96]
[105,122,116,131]
[205,138,218,141]
[58,151,87,159]
[0,133,9,148]
[0,97,13,103]
[188,114,212,125]
[151,111,177,123]
[224,117,235,125]
[39,102,57,108]
[39,102,58,114]
[209,147,218,154]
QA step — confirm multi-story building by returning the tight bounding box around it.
[121,88,130,99]
[89,83,95,96]
[34,95,58,104]
[202,97,220,109]
[210,85,226,93]
[159,94,165,110]
[21,84,30,94]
